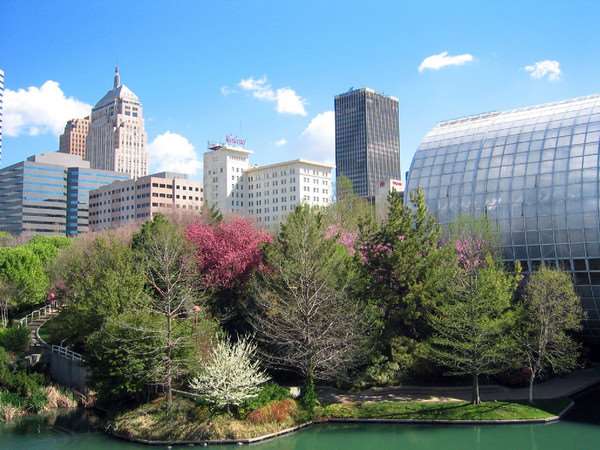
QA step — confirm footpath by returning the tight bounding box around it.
[319,367,600,404]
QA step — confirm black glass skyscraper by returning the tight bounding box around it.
[335,88,401,200]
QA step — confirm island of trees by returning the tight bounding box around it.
[0,185,585,439]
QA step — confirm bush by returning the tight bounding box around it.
[242,383,291,414]
[247,399,297,424]
[0,325,31,353]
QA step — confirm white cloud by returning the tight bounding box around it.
[4,80,91,137]
[418,51,474,73]
[220,86,236,96]
[148,131,202,176]
[524,60,561,81]
[299,111,335,162]
[275,138,287,147]
[238,76,307,116]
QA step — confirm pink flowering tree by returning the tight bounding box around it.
[324,224,358,255]
[186,217,272,291]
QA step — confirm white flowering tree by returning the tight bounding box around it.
[189,336,269,412]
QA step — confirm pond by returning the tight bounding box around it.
[2,388,600,450]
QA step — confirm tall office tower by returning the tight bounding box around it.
[87,66,148,179]
[59,116,90,159]
[334,88,401,201]
[0,152,128,236]
[0,69,4,162]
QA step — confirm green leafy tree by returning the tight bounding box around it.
[427,257,520,404]
[50,235,146,348]
[357,189,459,380]
[515,266,584,403]
[252,206,371,389]
[86,312,164,404]
[0,246,49,313]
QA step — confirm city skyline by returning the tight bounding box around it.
[2,1,600,182]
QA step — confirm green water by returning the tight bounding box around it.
[3,387,600,450]
[3,417,600,450]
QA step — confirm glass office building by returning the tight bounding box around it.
[335,88,401,200]
[0,152,128,236]
[406,95,600,337]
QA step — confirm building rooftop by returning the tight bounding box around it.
[93,66,140,109]
[245,158,335,172]
[27,151,90,169]
[206,143,253,155]
[335,87,399,102]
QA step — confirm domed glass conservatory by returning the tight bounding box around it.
[405,95,600,337]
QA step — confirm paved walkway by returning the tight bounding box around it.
[318,367,600,404]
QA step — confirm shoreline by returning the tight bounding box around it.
[108,400,575,447]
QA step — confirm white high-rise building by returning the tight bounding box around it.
[203,143,251,216]
[203,142,334,227]
[0,69,4,162]
[87,67,148,179]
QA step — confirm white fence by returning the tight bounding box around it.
[51,344,84,362]
[17,304,58,327]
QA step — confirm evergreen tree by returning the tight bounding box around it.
[427,257,520,404]
[357,189,459,380]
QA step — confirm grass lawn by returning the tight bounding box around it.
[317,398,570,421]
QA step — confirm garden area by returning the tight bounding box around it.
[0,185,588,440]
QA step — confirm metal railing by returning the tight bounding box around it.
[17,304,59,327]
[51,344,84,362]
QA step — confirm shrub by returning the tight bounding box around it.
[0,325,31,353]
[243,383,291,413]
[247,399,297,424]
[25,388,47,413]
[0,403,25,422]
[0,390,23,407]
[44,386,77,410]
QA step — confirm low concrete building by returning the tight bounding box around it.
[89,172,204,231]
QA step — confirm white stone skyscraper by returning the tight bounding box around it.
[87,67,148,178]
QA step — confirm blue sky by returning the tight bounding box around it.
[2,0,599,181]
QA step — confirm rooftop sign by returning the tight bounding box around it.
[225,135,246,146]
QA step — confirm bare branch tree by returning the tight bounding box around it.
[514,266,584,403]
[251,206,370,385]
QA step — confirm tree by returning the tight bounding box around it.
[87,312,164,404]
[50,235,146,348]
[447,215,501,271]
[189,336,269,413]
[515,266,584,403]
[427,257,520,404]
[132,215,201,409]
[186,217,271,331]
[357,189,459,380]
[252,206,370,387]
[186,217,271,291]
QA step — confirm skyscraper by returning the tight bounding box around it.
[335,88,401,200]
[59,116,90,159]
[87,66,148,179]
[0,69,4,163]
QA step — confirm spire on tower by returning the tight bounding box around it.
[113,65,121,89]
